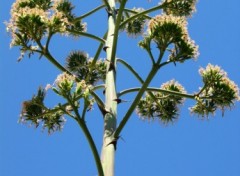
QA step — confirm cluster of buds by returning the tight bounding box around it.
[66,51,107,85]
[161,0,197,17]
[54,72,76,94]
[136,80,186,124]
[122,8,147,37]
[19,71,97,134]
[190,64,240,117]
[6,0,86,49]
[139,0,199,62]
[53,72,95,112]
[140,14,199,61]
[20,87,66,134]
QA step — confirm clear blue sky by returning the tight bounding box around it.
[1,0,240,176]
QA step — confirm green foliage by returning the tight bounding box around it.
[20,87,66,134]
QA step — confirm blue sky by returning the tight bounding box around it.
[1,0,240,176]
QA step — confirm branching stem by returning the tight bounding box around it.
[114,63,160,138]
[67,30,106,44]
[75,118,104,176]
[120,4,165,28]
[65,94,104,176]
[74,4,105,21]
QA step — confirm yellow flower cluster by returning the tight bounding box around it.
[146,14,199,60]
[199,64,239,100]
[136,80,186,124]
[190,64,239,117]
[6,0,86,48]
[148,14,188,36]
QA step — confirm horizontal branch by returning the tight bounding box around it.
[118,87,195,99]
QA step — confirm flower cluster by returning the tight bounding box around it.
[66,51,107,85]
[54,72,76,93]
[6,0,86,48]
[19,87,66,134]
[140,14,199,61]
[122,8,146,37]
[190,64,240,117]
[136,80,186,124]
[52,72,95,112]
[160,0,197,17]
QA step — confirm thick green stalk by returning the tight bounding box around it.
[101,0,118,176]
[110,0,128,63]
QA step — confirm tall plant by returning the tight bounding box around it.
[6,0,239,175]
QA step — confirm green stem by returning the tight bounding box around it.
[110,0,127,63]
[91,31,108,65]
[117,58,162,107]
[81,100,88,120]
[114,51,168,138]
[74,4,105,21]
[93,84,105,91]
[114,64,160,138]
[118,87,195,99]
[100,0,123,175]
[66,94,104,176]
[123,8,152,20]
[44,51,72,75]
[102,0,111,10]
[117,58,144,83]
[32,85,105,119]
[120,4,165,28]
[75,118,104,176]
[90,91,105,110]
[35,40,72,75]
[67,30,106,44]
[46,31,53,50]
[147,49,156,65]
